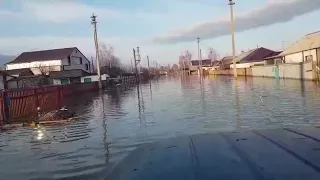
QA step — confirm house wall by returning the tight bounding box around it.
[6,60,62,71]
[80,74,109,83]
[61,49,91,73]
[284,49,317,63]
[53,79,61,85]
[251,62,313,80]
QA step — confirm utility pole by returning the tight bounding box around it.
[91,56,95,73]
[137,47,141,76]
[282,41,284,50]
[91,13,102,88]
[147,55,150,74]
[229,0,237,78]
[197,37,201,76]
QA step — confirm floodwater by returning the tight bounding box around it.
[1,75,320,180]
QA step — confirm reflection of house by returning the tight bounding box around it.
[279,31,320,64]
[230,47,281,69]
[50,69,91,85]
[5,47,92,75]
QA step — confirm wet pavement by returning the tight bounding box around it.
[1,76,320,180]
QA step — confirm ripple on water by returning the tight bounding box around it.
[2,76,320,179]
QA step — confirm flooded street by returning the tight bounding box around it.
[1,76,320,180]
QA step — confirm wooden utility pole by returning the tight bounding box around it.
[91,56,95,73]
[133,48,141,82]
[197,37,202,76]
[91,13,102,89]
[229,0,237,78]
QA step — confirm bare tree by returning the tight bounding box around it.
[99,42,120,68]
[208,48,220,61]
[34,63,55,75]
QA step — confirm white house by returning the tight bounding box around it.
[6,47,92,75]
[279,31,320,64]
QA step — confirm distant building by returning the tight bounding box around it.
[229,47,281,69]
[279,31,320,64]
[6,47,92,75]
[219,56,234,70]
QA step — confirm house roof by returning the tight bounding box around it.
[237,48,279,63]
[4,68,34,76]
[7,75,47,82]
[212,60,221,66]
[280,31,320,56]
[49,69,90,79]
[220,56,234,65]
[191,59,212,66]
[7,47,77,64]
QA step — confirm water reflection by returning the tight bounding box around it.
[2,76,320,179]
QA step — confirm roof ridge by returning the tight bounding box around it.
[24,47,76,53]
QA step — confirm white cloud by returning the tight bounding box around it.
[154,0,320,43]
[20,0,124,23]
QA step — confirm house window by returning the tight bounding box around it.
[61,78,69,85]
[85,63,89,70]
[84,78,92,83]
[79,57,83,64]
[305,55,313,62]
[67,56,71,65]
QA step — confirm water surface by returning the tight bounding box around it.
[1,76,320,180]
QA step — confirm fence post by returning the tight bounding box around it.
[3,91,10,124]
[34,88,39,109]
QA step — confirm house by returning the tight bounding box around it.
[229,47,281,69]
[219,56,234,70]
[279,31,320,64]
[7,75,52,89]
[189,59,213,74]
[4,68,34,77]
[81,74,110,83]
[211,60,221,70]
[6,47,92,75]
[50,69,91,85]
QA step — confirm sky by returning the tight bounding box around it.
[0,0,320,66]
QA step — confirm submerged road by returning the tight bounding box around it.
[1,76,320,179]
[106,127,320,180]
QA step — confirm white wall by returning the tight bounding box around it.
[230,61,265,69]
[53,79,61,85]
[251,62,313,80]
[81,74,109,83]
[285,49,317,63]
[6,60,62,70]
[61,49,91,73]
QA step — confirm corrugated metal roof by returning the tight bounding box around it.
[7,47,77,64]
[280,31,320,56]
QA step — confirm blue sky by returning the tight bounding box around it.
[0,0,320,66]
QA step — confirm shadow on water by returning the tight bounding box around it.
[2,76,320,179]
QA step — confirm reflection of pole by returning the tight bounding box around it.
[91,13,102,89]
[200,49,203,75]
[229,0,237,78]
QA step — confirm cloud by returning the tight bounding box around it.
[154,0,320,43]
[0,9,20,18]
[20,0,124,23]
